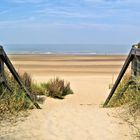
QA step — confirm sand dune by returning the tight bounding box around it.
[0,55,133,140]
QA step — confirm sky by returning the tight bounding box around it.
[0,0,140,45]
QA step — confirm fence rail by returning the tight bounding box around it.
[0,46,41,109]
[104,43,140,106]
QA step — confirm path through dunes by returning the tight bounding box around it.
[0,75,132,140]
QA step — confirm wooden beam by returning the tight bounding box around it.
[131,48,140,56]
[103,47,134,107]
[0,56,12,92]
[0,57,4,93]
[0,46,3,56]
[0,46,41,109]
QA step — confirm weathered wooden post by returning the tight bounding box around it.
[0,57,4,83]
[0,56,4,92]
[0,46,11,92]
[103,46,134,106]
[0,45,41,109]
[103,43,140,107]
[131,43,140,77]
[0,46,4,82]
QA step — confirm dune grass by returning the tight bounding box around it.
[0,72,35,120]
[107,74,140,138]
[0,71,73,121]
[108,74,140,113]
[41,77,73,99]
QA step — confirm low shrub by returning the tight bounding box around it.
[0,72,74,120]
[0,88,34,120]
[21,72,32,91]
[41,77,73,99]
[31,84,46,95]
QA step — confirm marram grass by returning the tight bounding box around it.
[108,74,140,113]
[0,72,73,120]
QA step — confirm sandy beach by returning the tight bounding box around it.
[0,54,133,140]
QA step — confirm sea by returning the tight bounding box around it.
[3,44,131,55]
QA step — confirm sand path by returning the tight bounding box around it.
[0,75,132,140]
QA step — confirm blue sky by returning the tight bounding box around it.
[0,0,140,44]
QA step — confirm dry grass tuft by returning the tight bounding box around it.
[0,72,74,121]
[108,74,140,138]
[41,77,73,99]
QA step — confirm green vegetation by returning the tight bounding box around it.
[108,74,140,138]
[0,72,34,120]
[108,74,140,112]
[0,72,73,120]
[41,78,73,99]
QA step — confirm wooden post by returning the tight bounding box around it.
[104,43,140,106]
[0,57,4,93]
[0,45,41,109]
[0,58,4,82]
[0,46,4,83]
[103,48,134,106]
[0,46,12,92]
[131,43,140,77]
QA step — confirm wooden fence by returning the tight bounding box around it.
[0,46,41,109]
[104,43,140,106]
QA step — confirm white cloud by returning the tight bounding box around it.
[0,18,109,29]
[37,7,110,19]
[0,0,140,44]
[85,0,140,6]
[8,0,45,4]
